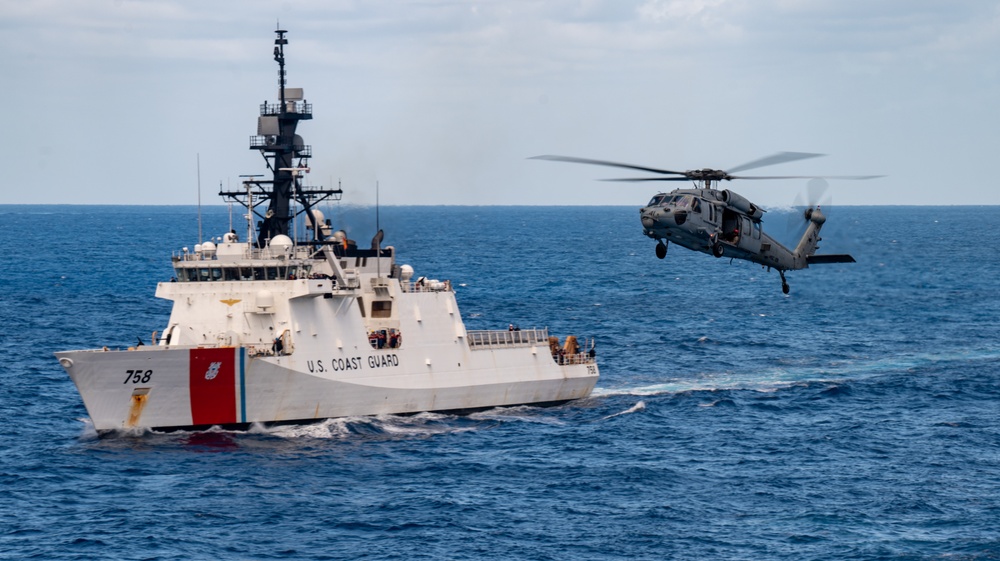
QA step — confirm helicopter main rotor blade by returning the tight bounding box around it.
[530,155,687,177]
[732,174,884,180]
[726,152,825,174]
[598,177,692,182]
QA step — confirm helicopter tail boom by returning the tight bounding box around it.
[793,209,823,262]
[792,207,855,266]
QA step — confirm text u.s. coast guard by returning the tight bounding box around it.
[306,353,400,373]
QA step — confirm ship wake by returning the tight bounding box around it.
[593,346,1000,398]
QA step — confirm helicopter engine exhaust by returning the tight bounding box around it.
[719,190,764,221]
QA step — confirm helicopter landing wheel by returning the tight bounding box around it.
[655,242,667,259]
[712,242,724,258]
[779,270,789,294]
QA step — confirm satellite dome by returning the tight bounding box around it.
[255,289,274,312]
[269,235,293,257]
[400,264,414,282]
[306,209,325,230]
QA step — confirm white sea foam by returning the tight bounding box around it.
[600,400,646,420]
[592,347,1000,398]
[469,405,566,425]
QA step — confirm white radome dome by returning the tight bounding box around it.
[400,264,414,282]
[269,235,293,256]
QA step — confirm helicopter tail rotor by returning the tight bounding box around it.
[788,177,831,235]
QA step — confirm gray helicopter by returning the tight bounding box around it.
[532,152,881,294]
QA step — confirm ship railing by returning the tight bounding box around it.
[547,335,598,365]
[249,135,314,155]
[466,328,549,349]
[401,280,453,293]
[554,351,597,366]
[259,102,313,116]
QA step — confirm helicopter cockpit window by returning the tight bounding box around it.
[647,195,665,207]
[691,198,701,213]
[674,196,691,209]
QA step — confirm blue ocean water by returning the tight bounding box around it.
[1,204,999,561]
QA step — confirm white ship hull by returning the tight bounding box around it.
[56,340,598,432]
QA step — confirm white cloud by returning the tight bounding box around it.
[1,0,998,206]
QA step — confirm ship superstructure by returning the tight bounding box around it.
[55,29,599,433]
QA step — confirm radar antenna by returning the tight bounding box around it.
[220,28,342,246]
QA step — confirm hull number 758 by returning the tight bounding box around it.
[124,370,152,384]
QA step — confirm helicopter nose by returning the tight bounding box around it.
[641,214,656,228]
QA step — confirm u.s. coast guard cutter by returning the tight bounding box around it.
[55,29,599,433]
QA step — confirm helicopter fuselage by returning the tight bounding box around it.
[640,188,810,272]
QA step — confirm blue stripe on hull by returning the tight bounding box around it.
[239,348,246,423]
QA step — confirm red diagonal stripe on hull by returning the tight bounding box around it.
[189,348,236,426]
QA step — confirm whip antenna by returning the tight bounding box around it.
[197,153,202,244]
[376,181,380,277]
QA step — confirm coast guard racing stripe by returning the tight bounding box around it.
[189,348,236,426]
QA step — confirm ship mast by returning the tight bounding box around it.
[220,28,342,246]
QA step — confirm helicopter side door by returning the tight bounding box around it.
[721,209,740,243]
[736,216,762,254]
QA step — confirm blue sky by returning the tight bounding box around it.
[3,1,997,206]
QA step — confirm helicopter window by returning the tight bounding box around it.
[648,195,665,207]
[741,217,751,236]
[753,222,761,240]
[675,196,691,209]
[691,198,701,213]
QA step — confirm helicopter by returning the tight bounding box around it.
[532,152,881,294]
